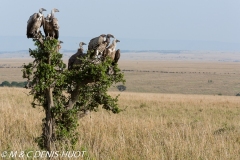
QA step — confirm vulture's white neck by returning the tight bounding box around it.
[51,10,55,18]
[113,39,117,47]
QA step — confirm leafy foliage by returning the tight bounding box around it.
[22,36,125,150]
[66,54,125,113]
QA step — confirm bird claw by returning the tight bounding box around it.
[46,36,52,40]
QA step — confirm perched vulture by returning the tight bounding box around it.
[26,8,46,38]
[43,8,60,39]
[114,49,121,64]
[79,42,86,53]
[88,34,114,57]
[68,42,86,70]
[104,39,120,64]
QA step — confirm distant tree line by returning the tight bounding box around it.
[0,81,27,87]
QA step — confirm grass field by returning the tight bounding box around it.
[1,87,240,159]
[0,52,240,159]
[117,60,240,95]
[0,55,240,96]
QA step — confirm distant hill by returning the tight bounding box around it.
[1,36,240,52]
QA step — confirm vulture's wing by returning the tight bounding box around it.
[68,54,75,70]
[53,18,59,39]
[54,30,59,39]
[114,49,120,64]
[88,37,99,50]
[26,13,39,38]
[88,36,105,51]
[43,20,49,37]
[27,13,38,24]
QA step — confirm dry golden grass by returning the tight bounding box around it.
[1,87,240,159]
[113,60,240,96]
[0,58,32,83]
[1,58,240,96]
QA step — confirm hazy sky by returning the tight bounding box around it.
[0,0,240,51]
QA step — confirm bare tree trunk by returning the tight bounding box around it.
[66,79,92,110]
[67,84,81,110]
[44,87,54,151]
[42,54,55,151]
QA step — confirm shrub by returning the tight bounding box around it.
[117,85,126,91]
[0,81,11,87]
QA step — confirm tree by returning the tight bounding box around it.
[117,85,127,91]
[1,81,11,87]
[16,81,28,87]
[22,35,125,151]
[11,81,18,87]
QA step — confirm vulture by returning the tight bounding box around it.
[68,42,86,70]
[104,39,121,64]
[79,42,86,53]
[43,8,60,39]
[88,34,114,57]
[114,49,121,64]
[26,8,47,38]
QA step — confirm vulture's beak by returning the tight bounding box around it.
[116,39,120,43]
[40,8,47,13]
[54,8,60,12]
[59,41,63,44]
[82,42,86,45]
[109,34,114,38]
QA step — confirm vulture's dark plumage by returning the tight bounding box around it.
[114,49,121,64]
[43,8,60,39]
[68,42,86,70]
[88,34,106,55]
[88,34,114,57]
[26,8,46,38]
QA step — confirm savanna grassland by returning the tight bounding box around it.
[0,88,240,159]
[0,52,240,159]
[1,52,240,96]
